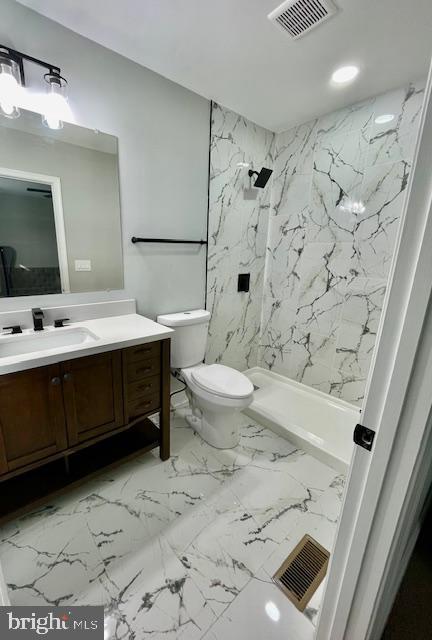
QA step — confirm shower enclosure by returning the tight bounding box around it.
[206,82,426,467]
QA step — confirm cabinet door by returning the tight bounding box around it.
[62,351,124,446]
[0,364,67,473]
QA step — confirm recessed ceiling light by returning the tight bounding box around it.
[331,65,359,85]
[374,114,395,124]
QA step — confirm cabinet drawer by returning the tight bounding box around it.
[128,375,160,402]
[128,393,160,419]
[125,342,160,363]
[127,358,161,382]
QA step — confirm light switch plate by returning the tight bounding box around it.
[75,259,92,272]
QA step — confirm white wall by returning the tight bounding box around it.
[0,0,210,317]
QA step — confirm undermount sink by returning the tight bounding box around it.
[0,328,99,359]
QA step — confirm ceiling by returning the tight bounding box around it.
[17,0,432,132]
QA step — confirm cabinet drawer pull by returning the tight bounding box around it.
[126,342,161,363]
[135,398,159,410]
[127,375,160,402]
[127,359,160,382]
[51,376,61,386]
[137,383,152,392]
[128,391,160,418]
[63,373,73,382]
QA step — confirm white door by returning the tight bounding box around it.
[316,60,432,640]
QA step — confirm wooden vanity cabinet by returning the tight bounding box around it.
[0,364,67,473]
[0,339,170,485]
[62,351,124,446]
[122,339,170,460]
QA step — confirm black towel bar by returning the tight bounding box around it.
[131,237,207,245]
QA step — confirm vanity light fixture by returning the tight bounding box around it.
[0,49,21,119]
[0,45,70,130]
[331,65,359,85]
[42,71,69,130]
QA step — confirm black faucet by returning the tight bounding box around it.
[32,308,44,331]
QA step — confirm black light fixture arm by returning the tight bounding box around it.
[0,44,62,86]
[248,169,259,179]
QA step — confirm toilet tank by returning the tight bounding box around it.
[156,309,211,368]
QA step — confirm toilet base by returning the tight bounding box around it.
[186,389,242,449]
[188,410,240,449]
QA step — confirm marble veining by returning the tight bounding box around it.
[206,102,274,371]
[260,81,424,405]
[0,409,344,639]
[207,82,424,406]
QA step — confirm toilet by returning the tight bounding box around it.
[157,309,254,449]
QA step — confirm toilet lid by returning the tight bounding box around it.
[191,364,254,399]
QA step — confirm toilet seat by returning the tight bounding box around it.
[191,364,253,399]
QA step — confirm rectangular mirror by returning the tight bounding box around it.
[0,109,123,297]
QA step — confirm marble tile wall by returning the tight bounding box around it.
[260,81,425,405]
[206,102,274,370]
[207,83,425,406]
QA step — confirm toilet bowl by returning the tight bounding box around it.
[156,310,254,449]
[181,363,253,448]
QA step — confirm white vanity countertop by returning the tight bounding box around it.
[0,313,174,375]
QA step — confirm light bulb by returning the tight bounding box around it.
[0,57,21,119]
[42,72,69,130]
[43,93,66,130]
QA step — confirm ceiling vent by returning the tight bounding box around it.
[268,0,339,39]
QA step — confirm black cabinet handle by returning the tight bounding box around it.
[63,373,73,382]
[51,377,61,386]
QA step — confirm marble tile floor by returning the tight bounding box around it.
[0,408,344,639]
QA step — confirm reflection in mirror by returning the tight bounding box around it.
[0,173,68,297]
[0,109,123,297]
